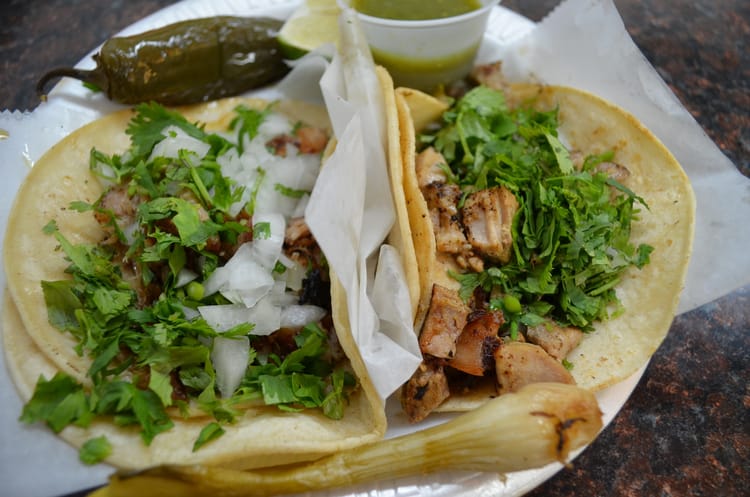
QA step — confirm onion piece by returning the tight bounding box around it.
[280,305,327,329]
[276,253,306,292]
[211,335,250,398]
[198,297,282,337]
[97,383,603,496]
[250,212,285,270]
[202,243,275,307]
[149,126,211,161]
[175,268,198,288]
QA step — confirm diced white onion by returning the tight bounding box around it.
[211,335,249,398]
[149,126,211,161]
[292,194,310,218]
[276,253,307,292]
[250,212,286,270]
[202,243,275,307]
[180,305,200,321]
[259,112,294,137]
[175,268,198,288]
[280,305,326,329]
[198,297,282,336]
[122,222,139,246]
[254,155,320,218]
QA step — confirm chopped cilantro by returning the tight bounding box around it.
[26,102,348,458]
[274,183,309,199]
[193,422,225,451]
[426,85,653,331]
[230,104,270,154]
[79,436,112,465]
[253,221,271,240]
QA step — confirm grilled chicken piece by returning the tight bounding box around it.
[594,161,631,183]
[284,217,323,269]
[462,186,518,263]
[415,147,449,189]
[419,284,471,359]
[526,321,584,361]
[94,184,138,231]
[570,151,631,184]
[470,61,509,93]
[422,182,472,255]
[448,310,504,376]
[401,359,451,423]
[494,341,575,394]
[295,126,329,154]
[285,216,311,244]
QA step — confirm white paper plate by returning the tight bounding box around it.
[0,1,644,496]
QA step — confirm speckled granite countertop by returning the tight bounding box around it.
[0,1,747,496]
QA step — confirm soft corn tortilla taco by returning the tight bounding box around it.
[391,74,695,421]
[2,96,386,469]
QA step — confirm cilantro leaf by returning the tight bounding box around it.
[127,102,208,158]
[230,105,269,154]
[193,422,225,451]
[79,436,112,465]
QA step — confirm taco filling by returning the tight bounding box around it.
[4,98,385,467]
[394,64,693,422]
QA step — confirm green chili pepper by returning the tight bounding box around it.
[36,16,290,105]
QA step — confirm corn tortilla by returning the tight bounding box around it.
[1,97,386,469]
[392,84,695,409]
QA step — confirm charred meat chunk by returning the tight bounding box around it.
[421,182,472,256]
[461,186,518,264]
[494,341,575,394]
[419,284,471,359]
[401,359,451,423]
[448,310,504,376]
[415,147,449,189]
[525,321,583,361]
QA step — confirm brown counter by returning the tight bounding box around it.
[0,1,747,496]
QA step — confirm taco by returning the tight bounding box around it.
[390,63,695,422]
[1,97,386,469]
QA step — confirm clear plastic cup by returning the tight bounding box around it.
[340,0,497,91]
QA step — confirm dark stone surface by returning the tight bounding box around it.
[0,1,747,496]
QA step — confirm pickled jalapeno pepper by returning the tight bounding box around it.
[36,16,290,105]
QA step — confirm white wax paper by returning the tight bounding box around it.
[280,8,424,400]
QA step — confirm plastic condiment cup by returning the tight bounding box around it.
[339,0,497,91]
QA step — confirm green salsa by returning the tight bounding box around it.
[371,43,480,91]
[351,0,482,21]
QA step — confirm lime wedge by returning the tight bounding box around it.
[278,0,341,59]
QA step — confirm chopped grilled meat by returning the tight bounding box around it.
[494,341,575,394]
[295,126,329,154]
[285,216,311,243]
[461,186,518,263]
[570,151,631,183]
[299,268,331,309]
[415,147,449,189]
[401,359,451,423]
[455,253,485,273]
[284,216,323,269]
[448,310,504,376]
[94,185,139,242]
[525,321,583,361]
[470,61,509,93]
[594,161,631,183]
[266,134,294,157]
[422,182,472,255]
[419,284,471,359]
[266,126,328,157]
[321,315,346,364]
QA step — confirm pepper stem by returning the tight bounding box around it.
[36,67,99,98]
